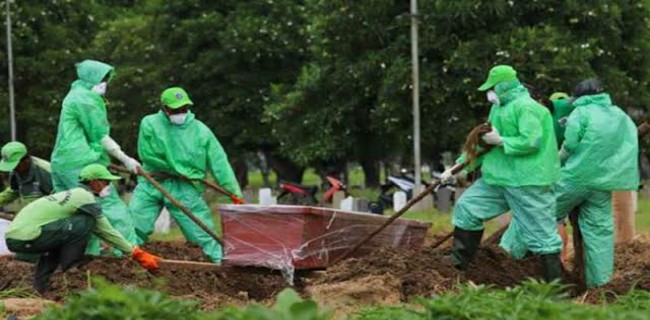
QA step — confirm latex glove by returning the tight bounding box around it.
[101,136,141,173]
[482,128,503,146]
[132,246,161,270]
[123,157,141,174]
[440,168,454,183]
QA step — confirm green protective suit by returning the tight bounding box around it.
[452,80,562,255]
[51,60,113,171]
[480,82,560,187]
[561,93,639,191]
[501,93,638,286]
[130,110,242,262]
[50,60,136,254]
[551,98,575,146]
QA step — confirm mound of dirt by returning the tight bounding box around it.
[0,241,290,309]
[1,298,56,318]
[319,244,542,301]
[308,274,401,319]
[607,238,650,292]
[2,237,650,312]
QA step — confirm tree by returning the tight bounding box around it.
[266,0,413,187]
[0,1,109,156]
[269,0,650,188]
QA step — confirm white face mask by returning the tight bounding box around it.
[169,113,187,125]
[487,90,500,105]
[98,185,111,198]
[92,82,108,95]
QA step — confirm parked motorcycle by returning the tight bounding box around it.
[277,175,348,206]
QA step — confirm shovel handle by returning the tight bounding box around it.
[109,164,245,204]
[120,166,224,246]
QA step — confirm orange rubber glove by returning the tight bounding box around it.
[230,194,245,205]
[132,246,161,270]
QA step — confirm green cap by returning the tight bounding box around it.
[0,142,27,172]
[79,164,121,182]
[478,65,518,91]
[161,87,194,109]
[549,92,569,101]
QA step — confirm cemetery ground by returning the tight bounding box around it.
[3,169,650,319]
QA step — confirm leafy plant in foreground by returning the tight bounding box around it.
[35,278,206,320]
[352,280,650,320]
[213,288,331,320]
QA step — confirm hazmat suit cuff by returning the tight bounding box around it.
[101,135,130,163]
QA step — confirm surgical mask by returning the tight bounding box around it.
[169,113,187,125]
[92,82,108,95]
[98,185,111,198]
[487,90,500,105]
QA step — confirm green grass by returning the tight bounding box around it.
[0,287,38,299]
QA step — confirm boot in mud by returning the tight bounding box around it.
[449,227,484,270]
[540,253,563,283]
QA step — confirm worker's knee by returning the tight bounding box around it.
[5,238,27,253]
[525,233,562,256]
[451,201,483,231]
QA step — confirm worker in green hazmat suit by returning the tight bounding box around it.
[549,92,575,147]
[50,60,139,255]
[547,91,575,263]
[0,141,53,210]
[501,79,639,286]
[129,87,243,263]
[440,65,563,281]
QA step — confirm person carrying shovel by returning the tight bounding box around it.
[4,164,160,294]
[0,141,53,211]
[440,65,563,282]
[129,87,243,264]
[501,79,639,287]
[50,59,140,255]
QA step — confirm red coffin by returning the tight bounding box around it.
[218,204,431,271]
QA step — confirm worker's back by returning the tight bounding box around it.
[5,187,96,241]
[561,93,638,191]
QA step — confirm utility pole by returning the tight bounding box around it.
[6,0,16,141]
[410,0,421,194]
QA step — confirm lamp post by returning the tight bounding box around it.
[410,0,421,194]
[6,0,16,141]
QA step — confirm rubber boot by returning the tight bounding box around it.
[33,251,60,294]
[59,236,93,271]
[450,227,484,270]
[540,253,563,283]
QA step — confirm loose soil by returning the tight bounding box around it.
[1,237,649,314]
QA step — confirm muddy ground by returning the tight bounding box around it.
[1,237,649,314]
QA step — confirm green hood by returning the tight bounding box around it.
[494,79,528,105]
[572,93,612,109]
[73,60,114,90]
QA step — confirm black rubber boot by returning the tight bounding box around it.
[540,253,563,283]
[450,227,484,270]
[33,251,60,294]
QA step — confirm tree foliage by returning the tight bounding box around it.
[0,0,648,185]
